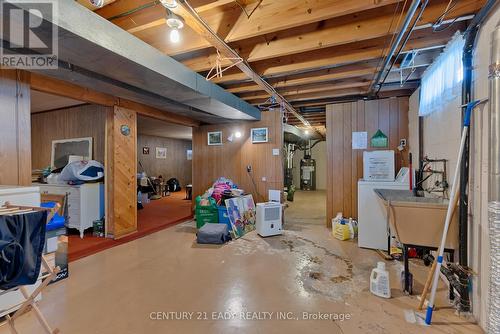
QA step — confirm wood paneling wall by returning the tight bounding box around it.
[31,104,108,169]
[326,97,409,226]
[137,135,192,186]
[192,111,283,203]
[106,106,137,239]
[0,70,31,186]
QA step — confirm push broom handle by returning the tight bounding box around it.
[425,100,483,325]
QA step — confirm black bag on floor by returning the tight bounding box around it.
[167,178,181,192]
[197,223,231,244]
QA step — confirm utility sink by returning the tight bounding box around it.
[374,189,458,249]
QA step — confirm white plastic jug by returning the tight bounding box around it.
[370,262,391,298]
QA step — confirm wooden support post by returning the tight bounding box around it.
[105,106,137,239]
[0,69,31,186]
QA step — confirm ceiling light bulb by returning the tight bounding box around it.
[235,131,242,138]
[304,130,310,135]
[170,29,180,43]
[160,0,177,8]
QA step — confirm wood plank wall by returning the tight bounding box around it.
[106,106,137,239]
[0,70,31,186]
[31,104,108,169]
[192,111,283,203]
[137,135,192,186]
[326,97,409,226]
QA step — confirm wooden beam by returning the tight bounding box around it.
[30,72,116,106]
[225,0,401,42]
[117,99,200,127]
[239,78,371,100]
[249,87,369,104]
[226,62,378,93]
[30,73,200,127]
[244,0,483,62]
[184,19,464,73]
[172,0,310,127]
[253,27,460,78]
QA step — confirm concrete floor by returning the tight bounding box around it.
[1,191,483,333]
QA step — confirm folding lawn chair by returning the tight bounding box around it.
[0,203,61,334]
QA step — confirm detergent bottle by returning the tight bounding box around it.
[370,262,391,298]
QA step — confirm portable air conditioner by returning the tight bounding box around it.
[256,202,282,237]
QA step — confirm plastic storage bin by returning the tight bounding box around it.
[217,205,232,231]
[195,196,218,229]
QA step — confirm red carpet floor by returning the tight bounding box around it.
[68,192,193,262]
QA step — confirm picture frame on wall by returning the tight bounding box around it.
[156,147,167,159]
[143,147,150,155]
[208,131,223,145]
[251,128,268,143]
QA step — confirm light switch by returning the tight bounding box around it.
[272,148,280,156]
[261,176,267,182]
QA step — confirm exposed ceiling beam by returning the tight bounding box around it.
[225,62,379,93]
[171,0,311,127]
[242,0,482,63]
[250,87,369,105]
[225,0,401,42]
[239,78,371,100]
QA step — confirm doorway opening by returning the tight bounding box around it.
[136,115,193,233]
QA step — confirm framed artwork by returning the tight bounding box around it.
[156,147,167,159]
[251,128,268,143]
[142,147,150,155]
[208,131,223,145]
[225,195,256,239]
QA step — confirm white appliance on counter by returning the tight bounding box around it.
[358,164,410,250]
[37,183,103,238]
[0,185,42,317]
[256,202,282,237]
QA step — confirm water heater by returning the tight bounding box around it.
[300,155,316,191]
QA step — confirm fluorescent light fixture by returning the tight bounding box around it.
[160,0,177,8]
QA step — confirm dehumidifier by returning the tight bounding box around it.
[256,202,282,237]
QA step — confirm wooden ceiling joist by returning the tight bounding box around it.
[225,62,379,93]
[239,78,372,101]
[181,26,459,74]
[225,0,401,42]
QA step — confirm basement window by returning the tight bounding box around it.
[419,33,465,116]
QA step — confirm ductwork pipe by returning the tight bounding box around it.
[488,23,500,334]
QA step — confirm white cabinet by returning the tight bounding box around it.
[38,183,102,238]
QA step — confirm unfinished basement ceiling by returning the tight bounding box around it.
[90,0,484,132]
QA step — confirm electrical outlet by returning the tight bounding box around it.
[272,148,280,156]
[400,138,407,147]
[246,165,252,172]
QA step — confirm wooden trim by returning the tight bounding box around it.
[30,73,200,127]
[30,73,116,106]
[117,99,200,127]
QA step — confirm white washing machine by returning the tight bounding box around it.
[357,168,409,250]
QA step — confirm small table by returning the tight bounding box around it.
[185,184,193,200]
